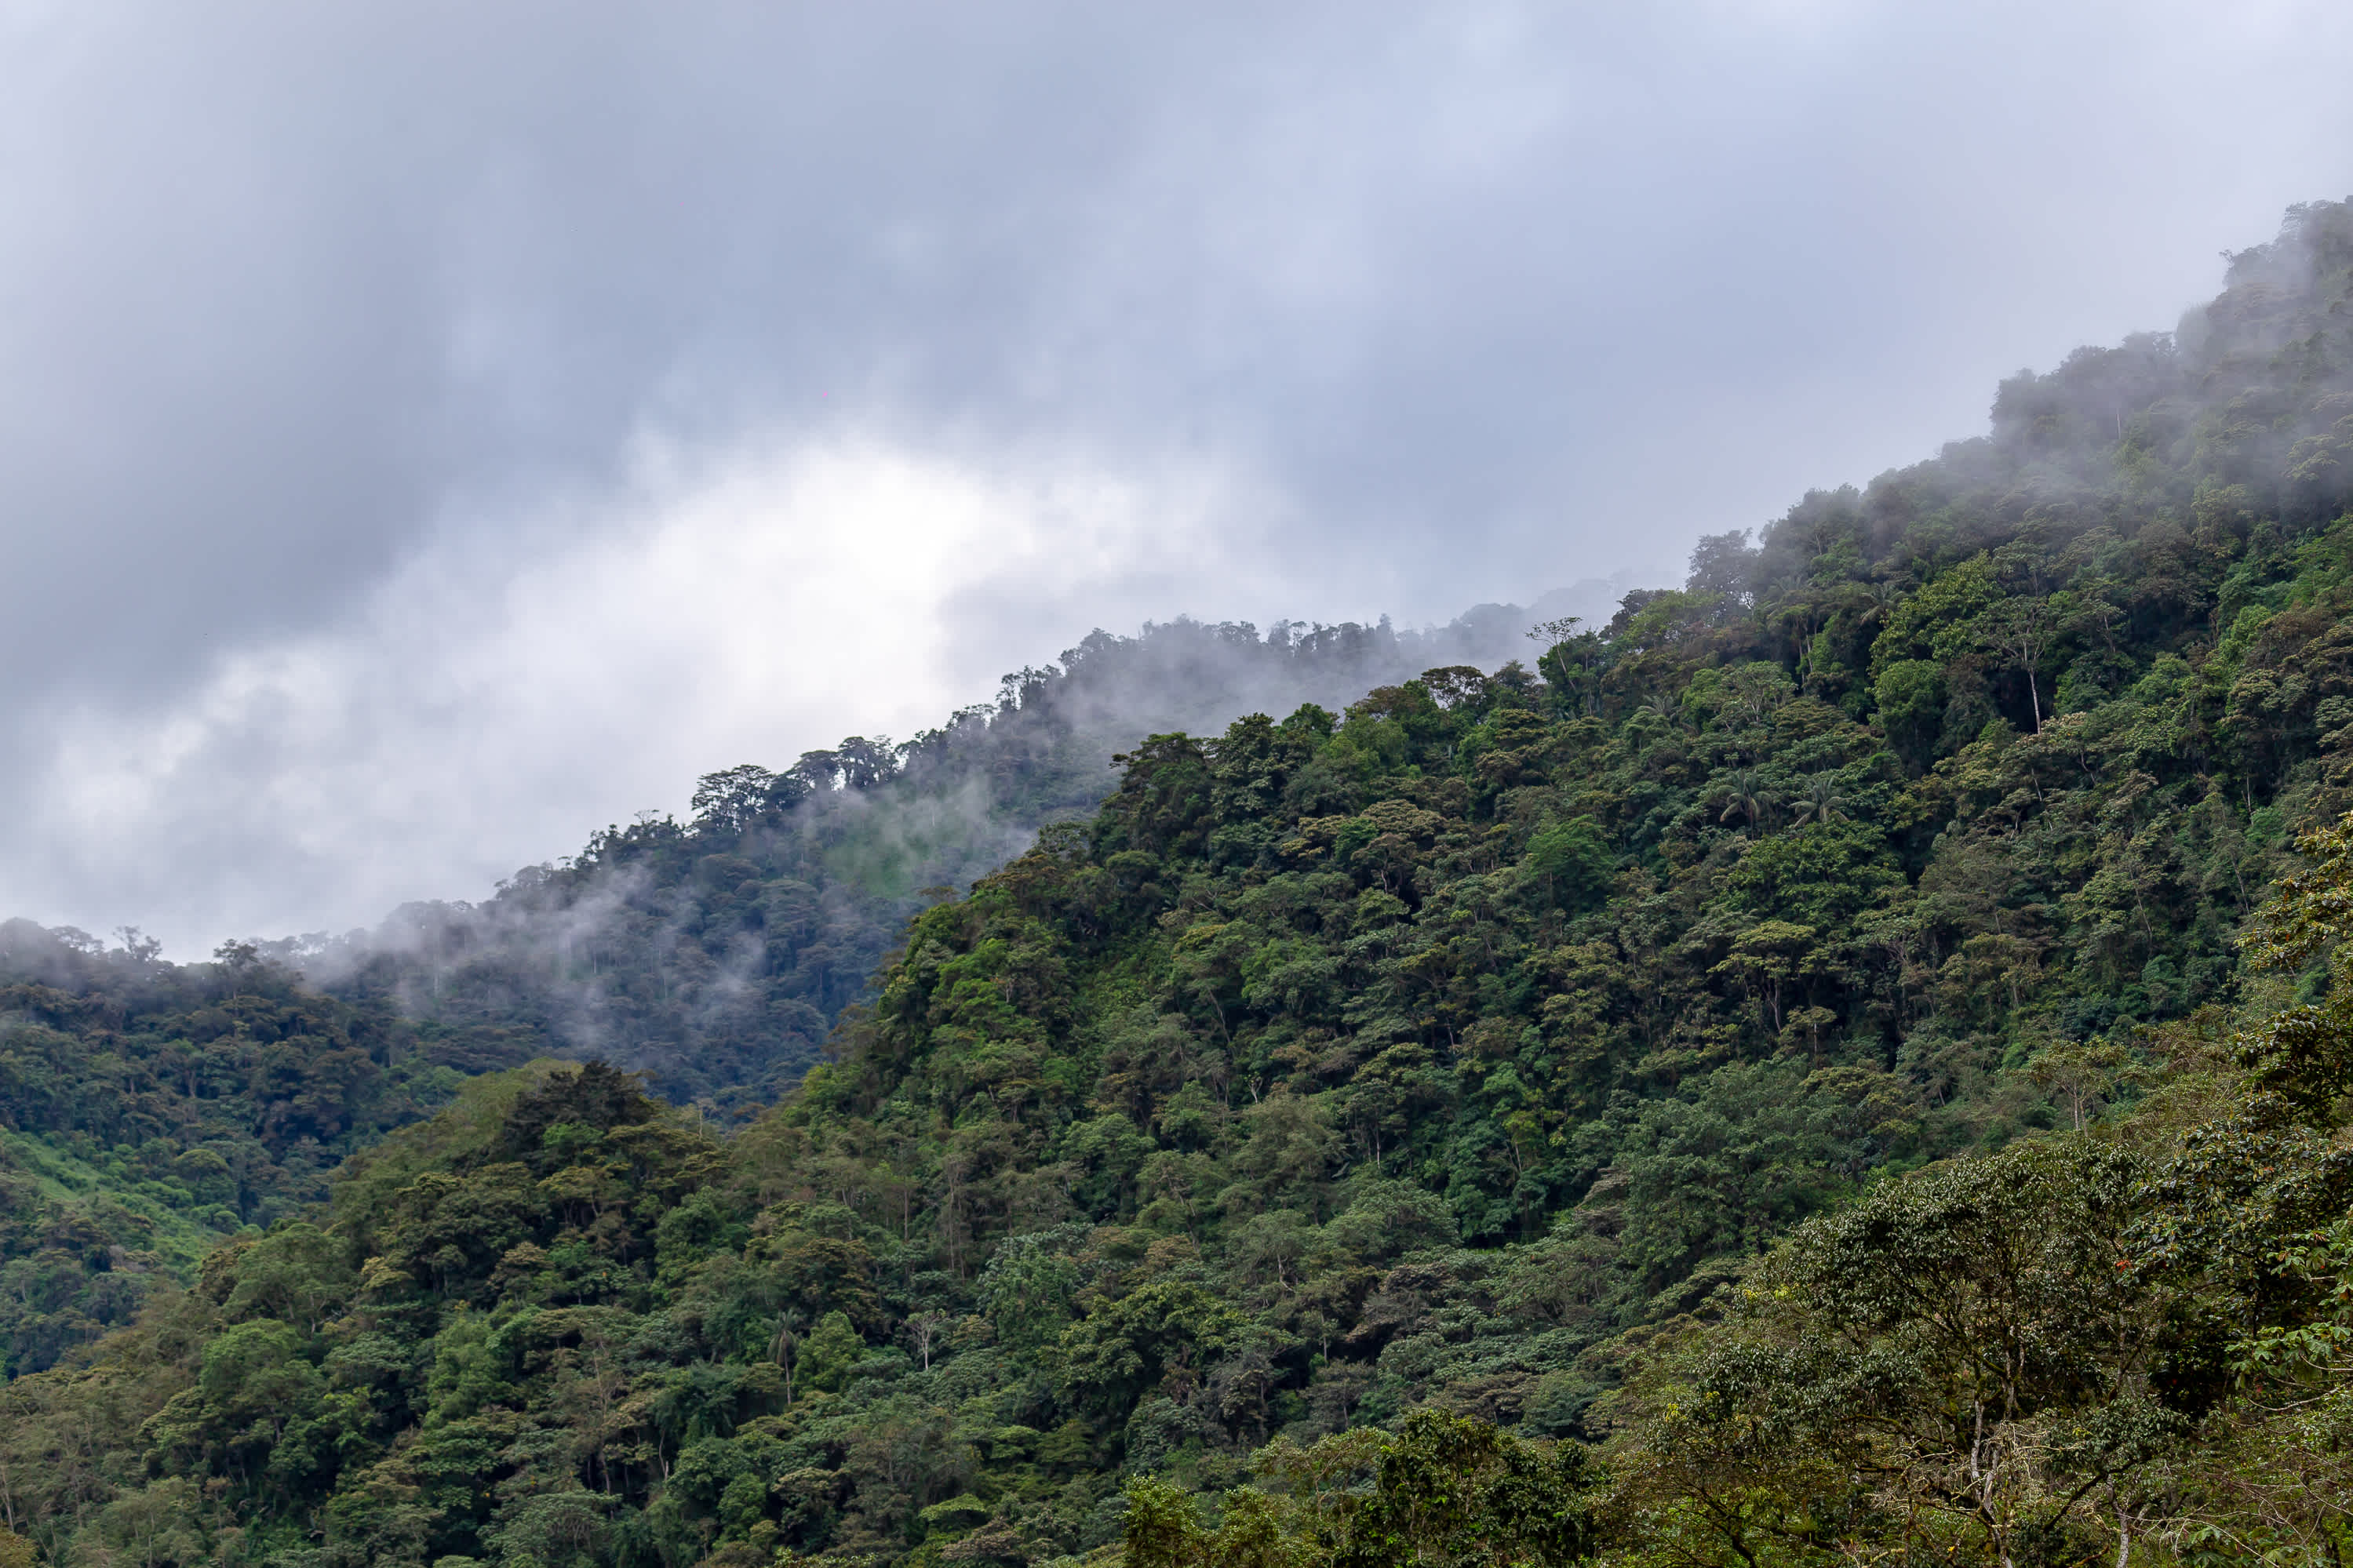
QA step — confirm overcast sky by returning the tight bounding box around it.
[5,0,2351,953]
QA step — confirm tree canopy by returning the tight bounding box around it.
[7,198,2353,1565]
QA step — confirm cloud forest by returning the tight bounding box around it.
[9,201,2353,1566]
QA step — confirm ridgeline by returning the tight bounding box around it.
[7,201,2353,1566]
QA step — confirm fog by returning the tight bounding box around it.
[291,584,1652,1104]
[5,0,2352,951]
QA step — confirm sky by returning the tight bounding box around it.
[4,0,2352,954]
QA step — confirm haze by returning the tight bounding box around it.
[5,0,2351,953]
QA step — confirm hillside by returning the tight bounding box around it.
[311,588,1645,1110]
[0,595,1641,1383]
[0,922,479,1377]
[3,200,2353,1565]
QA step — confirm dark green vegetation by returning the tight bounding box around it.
[6,200,2353,1564]
[1600,813,2353,1563]
[320,602,1611,1110]
[0,922,476,1378]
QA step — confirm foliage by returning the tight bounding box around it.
[0,921,474,1376]
[1124,1409,1599,1566]
[1602,810,2353,1563]
[9,199,2353,1564]
[315,609,1568,1109]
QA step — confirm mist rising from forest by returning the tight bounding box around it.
[7,4,2349,960]
[273,575,1657,1101]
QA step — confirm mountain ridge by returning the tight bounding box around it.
[4,199,2353,1565]
[294,577,1656,1108]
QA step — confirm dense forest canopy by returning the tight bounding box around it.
[5,199,2353,1565]
[0,922,476,1377]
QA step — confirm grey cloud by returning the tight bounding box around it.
[4,0,2352,944]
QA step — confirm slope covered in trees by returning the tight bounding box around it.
[0,598,1635,1381]
[6,200,2353,1565]
[315,591,1641,1109]
[0,922,484,1378]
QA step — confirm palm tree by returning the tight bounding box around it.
[1718,769,1775,833]
[1860,579,1903,627]
[1790,775,1849,826]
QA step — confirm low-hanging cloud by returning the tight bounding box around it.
[11,431,1328,952]
[5,0,2353,950]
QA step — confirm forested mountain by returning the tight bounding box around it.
[0,591,1641,1382]
[5,200,2353,1566]
[310,587,1645,1110]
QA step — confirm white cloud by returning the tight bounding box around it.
[10,429,1313,954]
[9,0,2353,960]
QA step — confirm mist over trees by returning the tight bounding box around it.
[4,200,2353,1564]
[301,584,1648,1108]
